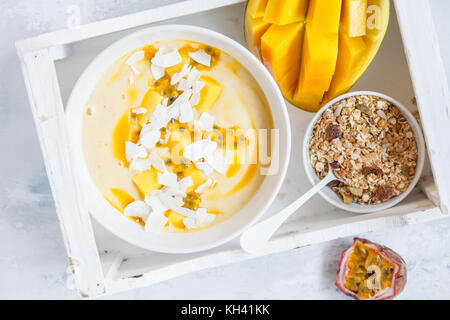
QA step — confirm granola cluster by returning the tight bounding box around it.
[309,95,418,205]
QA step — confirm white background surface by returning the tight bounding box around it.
[1,0,449,299]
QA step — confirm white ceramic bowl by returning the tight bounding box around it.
[66,25,291,253]
[303,91,425,213]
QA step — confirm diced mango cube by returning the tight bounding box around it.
[294,27,339,111]
[195,76,223,113]
[278,62,300,99]
[247,0,269,19]
[261,22,305,81]
[293,84,324,112]
[137,89,163,126]
[307,0,343,34]
[325,32,368,99]
[109,188,135,211]
[342,0,368,37]
[365,0,390,42]
[244,15,271,58]
[264,0,308,25]
[166,210,185,229]
[302,26,339,77]
[187,168,206,193]
[299,67,333,94]
[132,169,162,196]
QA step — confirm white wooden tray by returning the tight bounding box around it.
[16,0,450,298]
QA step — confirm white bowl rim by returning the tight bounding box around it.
[65,24,291,254]
[302,90,425,214]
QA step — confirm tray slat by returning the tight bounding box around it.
[18,49,105,298]
[394,0,450,214]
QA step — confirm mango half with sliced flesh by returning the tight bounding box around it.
[244,0,390,112]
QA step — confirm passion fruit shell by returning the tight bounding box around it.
[335,238,407,300]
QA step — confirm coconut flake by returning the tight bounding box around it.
[205,151,228,174]
[125,141,147,162]
[171,63,192,85]
[140,129,161,150]
[189,50,211,67]
[187,67,201,84]
[157,171,179,189]
[177,78,191,92]
[199,112,214,131]
[145,211,168,233]
[183,139,217,162]
[151,64,165,80]
[152,48,182,68]
[132,107,147,115]
[183,208,216,229]
[149,104,171,129]
[179,176,194,192]
[190,92,201,107]
[124,201,150,219]
[125,51,145,75]
[195,160,214,176]
[148,152,166,172]
[144,192,167,214]
[195,178,213,193]
[129,158,152,172]
[179,101,194,123]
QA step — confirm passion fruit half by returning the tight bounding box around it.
[335,238,407,300]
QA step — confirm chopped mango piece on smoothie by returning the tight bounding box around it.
[187,168,207,193]
[109,188,135,211]
[132,169,162,196]
[137,89,163,126]
[247,0,268,19]
[264,0,308,25]
[166,210,185,229]
[195,76,223,113]
[112,113,131,165]
[307,0,343,34]
[342,0,368,37]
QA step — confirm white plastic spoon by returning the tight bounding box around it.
[240,168,339,253]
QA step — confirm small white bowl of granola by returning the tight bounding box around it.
[303,91,425,213]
